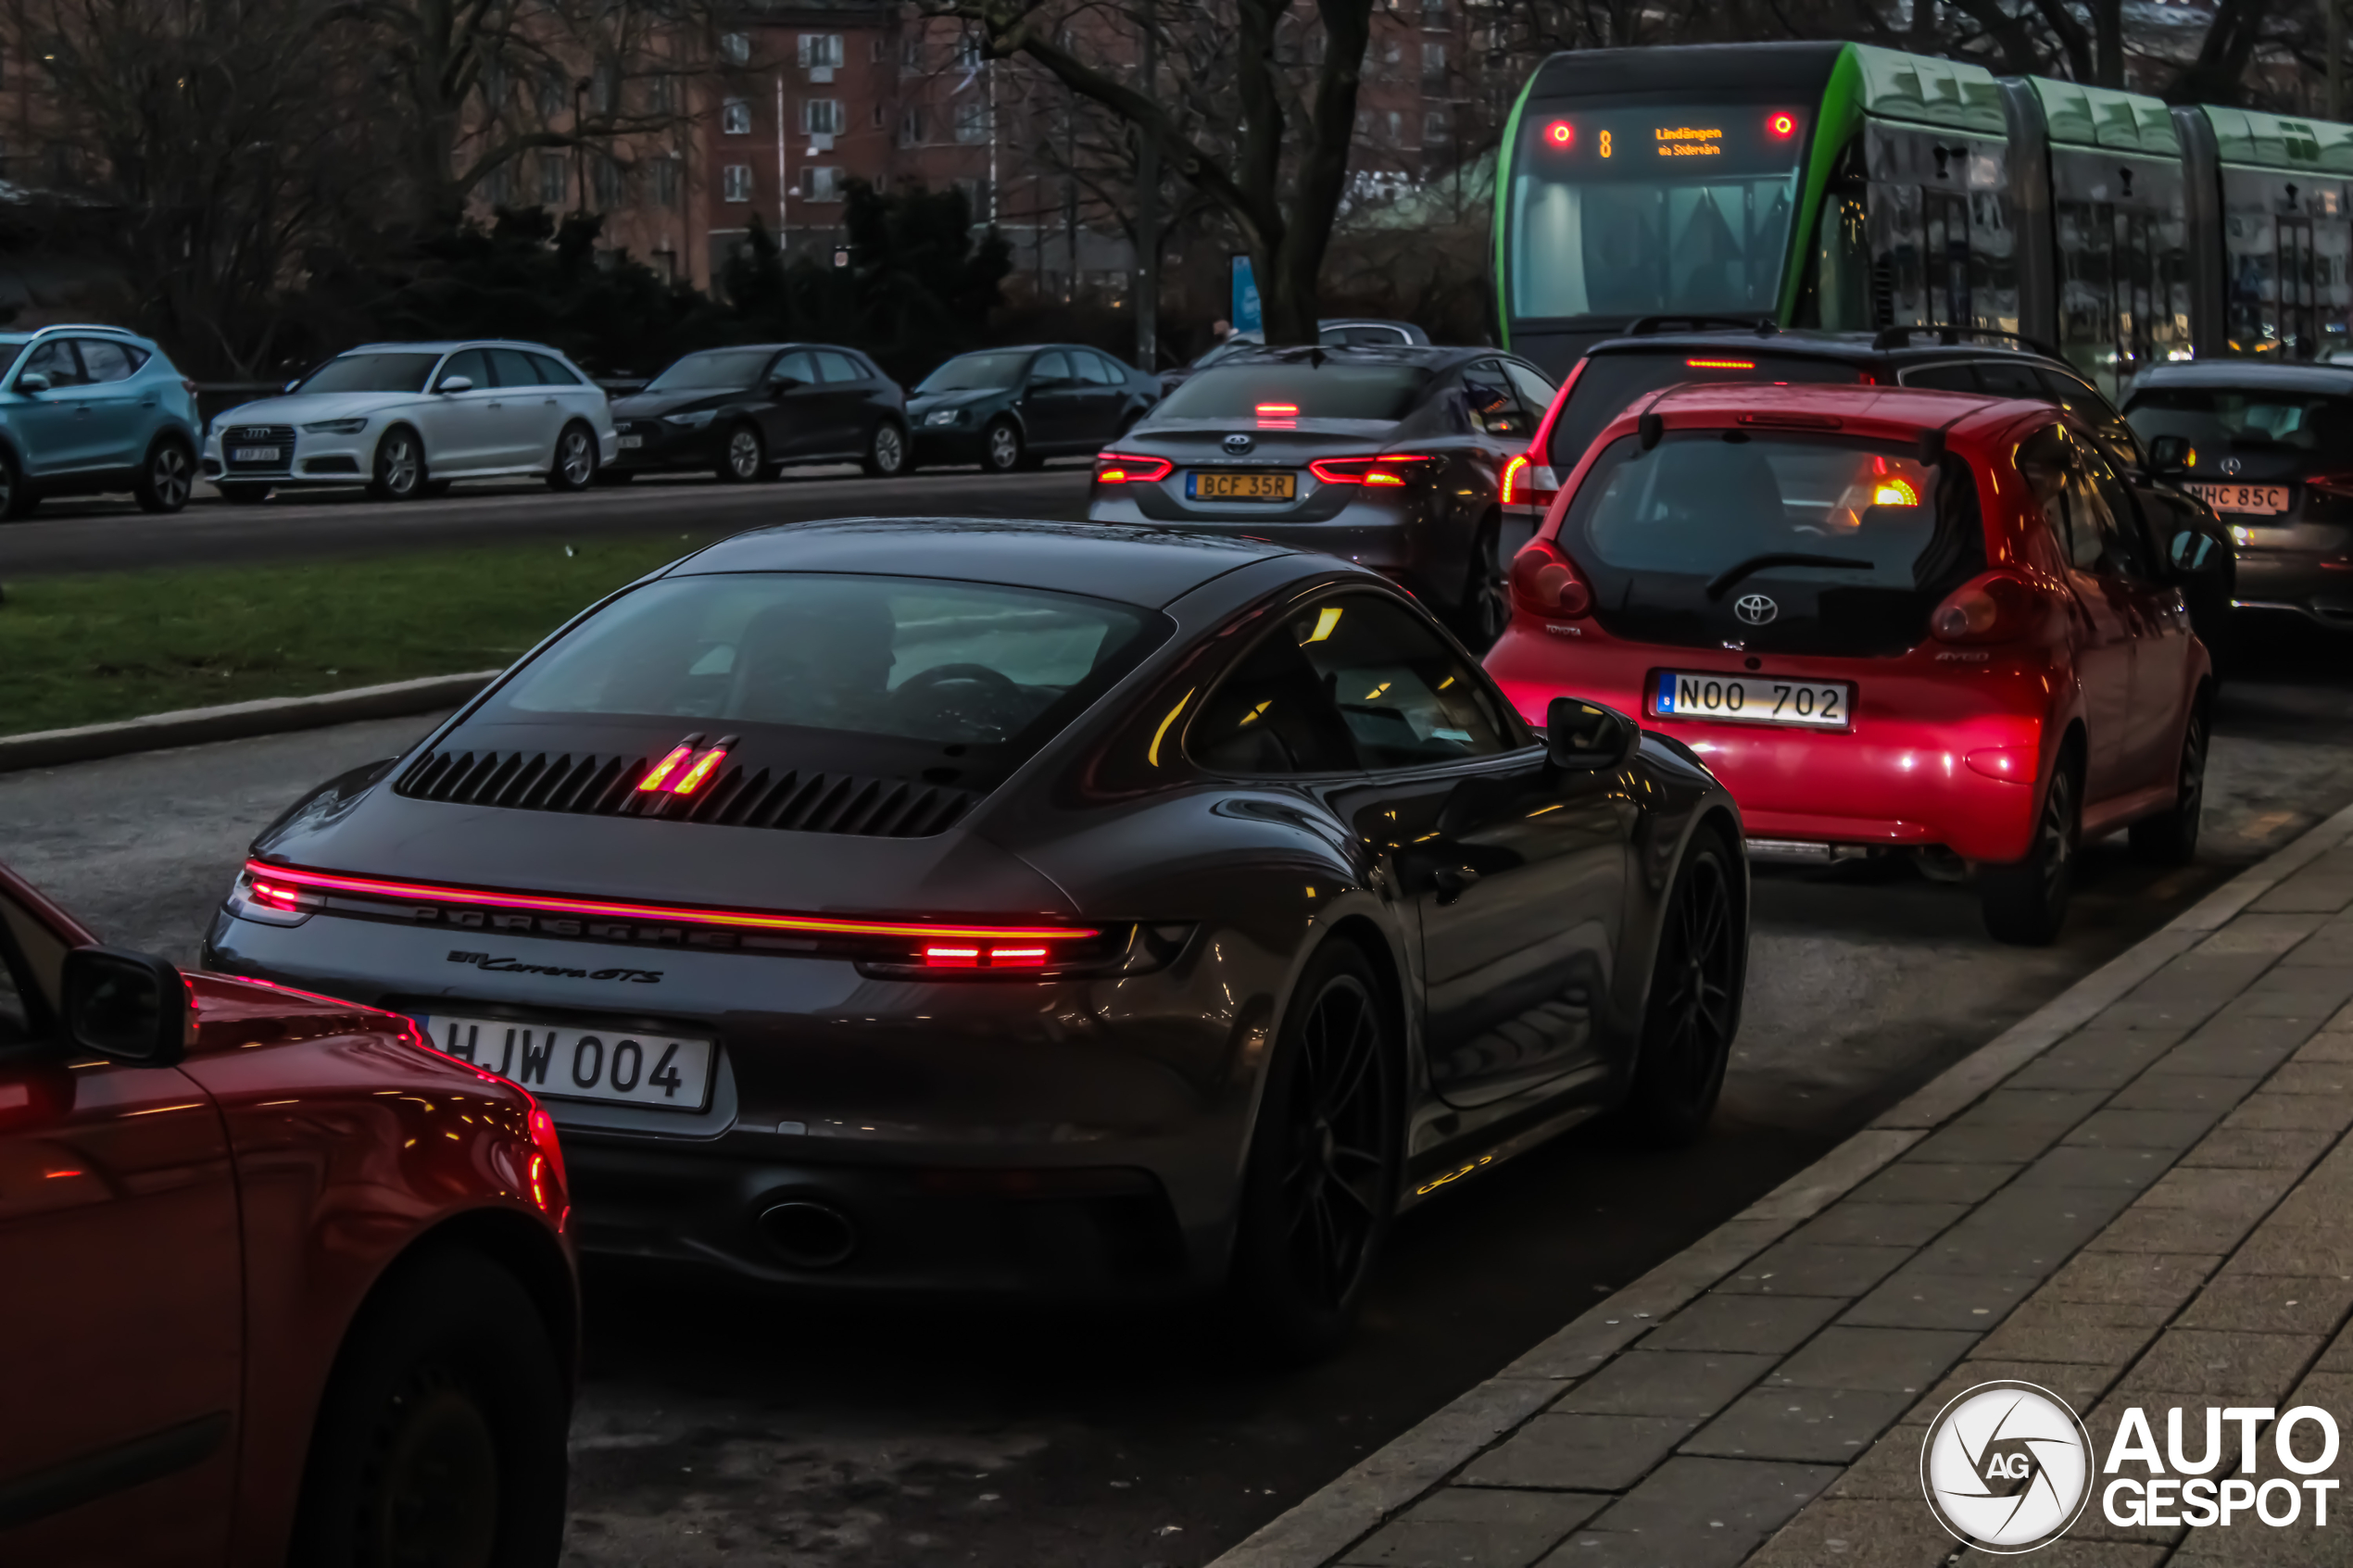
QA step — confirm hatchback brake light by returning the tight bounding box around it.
[1508,538,1592,619]
[1093,451,1174,484]
[1931,571,2039,645]
[2304,470,2353,498]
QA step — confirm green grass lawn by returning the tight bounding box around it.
[0,533,722,737]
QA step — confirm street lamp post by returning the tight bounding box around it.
[573,77,592,212]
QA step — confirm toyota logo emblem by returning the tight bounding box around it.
[1223,433,1253,454]
[1734,594,1780,625]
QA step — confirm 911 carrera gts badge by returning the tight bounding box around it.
[1735,594,1780,626]
[447,950,663,983]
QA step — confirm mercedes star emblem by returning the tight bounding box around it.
[2218,457,2242,475]
[1223,433,1253,454]
[1734,593,1780,626]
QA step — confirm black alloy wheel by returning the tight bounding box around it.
[1452,511,1510,651]
[718,422,764,483]
[2130,704,2208,866]
[1982,753,2082,945]
[0,447,31,520]
[1227,941,1399,1362]
[981,418,1023,474]
[862,420,909,478]
[546,422,597,492]
[135,437,195,513]
[291,1248,569,1568]
[1625,831,1743,1145]
[370,428,425,502]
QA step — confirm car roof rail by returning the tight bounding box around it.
[1625,315,1780,338]
[29,322,138,336]
[1871,324,2063,359]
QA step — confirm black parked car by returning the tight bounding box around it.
[908,345,1159,472]
[2124,361,2353,634]
[204,519,1745,1360]
[605,345,909,483]
[1088,345,1558,646]
[1505,323,2235,653]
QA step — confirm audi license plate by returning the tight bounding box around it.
[616,434,643,449]
[2186,482,2290,516]
[1654,671,1851,729]
[230,445,282,464]
[1189,470,1295,501]
[416,1012,714,1110]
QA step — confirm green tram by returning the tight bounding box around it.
[1494,41,2353,393]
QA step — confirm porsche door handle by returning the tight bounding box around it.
[1429,865,1482,905]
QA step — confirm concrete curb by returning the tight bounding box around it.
[1206,797,2353,1568]
[0,671,497,774]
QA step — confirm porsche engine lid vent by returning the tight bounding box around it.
[396,748,975,838]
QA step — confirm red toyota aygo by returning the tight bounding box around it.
[0,862,576,1566]
[1487,383,2216,944]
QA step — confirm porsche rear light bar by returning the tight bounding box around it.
[238,859,1099,944]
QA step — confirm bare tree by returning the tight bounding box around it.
[942,0,1380,343]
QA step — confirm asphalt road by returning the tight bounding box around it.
[0,466,1095,577]
[3,621,2349,1566]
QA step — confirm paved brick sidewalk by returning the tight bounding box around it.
[1216,803,2353,1568]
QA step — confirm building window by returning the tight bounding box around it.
[480,59,506,111]
[872,101,885,129]
[955,31,984,68]
[481,162,512,207]
[649,72,676,115]
[1421,41,1445,83]
[802,98,845,135]
[1387,110,1403,144]
[871,35,887,63]
[806,166,844,203]
[1421,0,1445,19]
[798,33,844,69]
[723,96,751,134]
[537,69,565,120]
[954,176,986,217]
[953,100,989,144]
[592,156,624,207]
[652,156,680,207]
[719,31,751,65]
[591,59,619,114]
[900,108,925,146]
[539,153,570,207]
[1423,108,1450,144]
[723,164,753,203]
[902,36,924,69]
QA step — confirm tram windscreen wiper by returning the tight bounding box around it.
[1705,553,1873,600]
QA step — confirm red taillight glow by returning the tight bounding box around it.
[924,944,1051,969]
[1687,358,1756,370]
[671,745,729,797]
[1502,454,1530,505]
[1768,112,1797,138]
[240,859,1101,944]
[1255,403,1300,417]
[249,877,304,912]
[1871,478,1920,508]
[1545,119,1573,147]
[1093,451,1174,484]
[1509,538,1593,619]
[1311,454,1438,485]
[2306,470,2353,497]
[637,743,696,793]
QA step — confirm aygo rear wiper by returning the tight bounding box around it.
[1705,553,1873,600]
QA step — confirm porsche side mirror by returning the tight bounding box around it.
[16,371,48,394]
[2148,434,2193,477]
[62,947,189,1067]
[1546,696,1636,772]
[436,375,473,394]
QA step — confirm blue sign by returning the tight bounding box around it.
[1230,255,1262,333]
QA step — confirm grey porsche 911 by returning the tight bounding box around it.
[205,519,1746,1357]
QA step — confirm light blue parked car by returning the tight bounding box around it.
[0,324,202,519]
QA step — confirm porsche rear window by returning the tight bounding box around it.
[478,572,1164,786]
[1156,363,1432,421]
